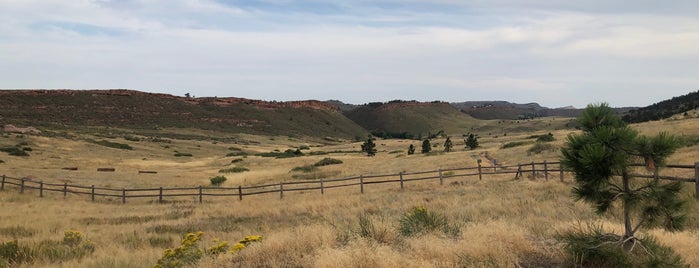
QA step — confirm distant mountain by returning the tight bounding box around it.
[622,90,699,123]
[0,90,368,139]
[451,101,635,120]
[343,100,479,139]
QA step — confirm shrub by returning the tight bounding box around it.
[0,160,4,164]
[255,149,302,158]
[298,145,310,150]
[313,157,343,167]
[399,206,458,237]
[501,141,533,149]
[210,176,227,186]
[536,133,555,142]
[231,158,244,163]
[33,230,95,263]
[218,167,249,173]
[290,165,317,173]
[230,235,262,253]
[90,139,133,150]
[154,232,204,268]
[527,142,556,155]
[174,152,193,157]
[559,224,686,267]
[0,147,29,157]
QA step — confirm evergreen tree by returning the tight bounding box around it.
[361,137,377,157]
[421,139,431,154]
[407,144,415,155]
[464,133,479,150]
[443,137,453,152]
[561,103,686,244]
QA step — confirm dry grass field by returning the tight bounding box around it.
[0,115,698,267]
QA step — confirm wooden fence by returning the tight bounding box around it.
[1,160,697,204]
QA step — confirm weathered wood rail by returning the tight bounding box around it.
[1,160,697,204]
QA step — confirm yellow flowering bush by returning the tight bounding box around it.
[154,232,263,267]
[154,232,204,268]
[63,230,84,247]
[206,239,229,256]
[230,235,262,253]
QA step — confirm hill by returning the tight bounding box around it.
[343,100,480,138]
[622,90,699,123]
[0,89,368,140]
[452,101,636,120]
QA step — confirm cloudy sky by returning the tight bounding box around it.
[1,0,698,108]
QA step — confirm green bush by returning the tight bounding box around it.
[399,206,458,237]
[90,139,133,150]
[526,142,556,155]
[357,214,391,243]
[559,224,686,267]
[290,165,317,173]
[0,160,4,164]
[313,157,343,167]
[501,141,534,149]
[298,145,310,150]
[1,230,96,266]
[0,147,29,157]
[230,158,244,164]
[174,152,193,157]
[536,133,555,142]
[255,149,303,158]
[210,176,227,186]
[218,167,249,173]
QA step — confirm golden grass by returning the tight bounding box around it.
[0,116,698,267]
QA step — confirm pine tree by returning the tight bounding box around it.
[361,138,377,157]
[407,144,415,155]
[443,137,453,152]
[561,103,686,244]
[421,139,431,154]
[464,133,478,150]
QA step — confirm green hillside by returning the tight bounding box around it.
[0,90,367,140]
[344,101,481,138]
[623,90,699,123]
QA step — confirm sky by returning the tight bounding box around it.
[1,1,698,108]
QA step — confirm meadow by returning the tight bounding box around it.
[0,114,698,267]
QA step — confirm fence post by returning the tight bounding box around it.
[198,186,203,204]
[695,162,699,201]
[360,175,364,194]
[1,175,5,190]
[238,185,243,201]
[39,181,43,198]
[320,178,324,195]
[439,169,443,185]
[544,160,549,181]
[63,183,68,197]
[477,159,483,180]
[515,164,522,179]
[560,167,564,182]
[280,181,284,200]
[91,185,95,202]
[159,187,163,204]
[399,172,404,190]
[122,188,126,204]
[20,179,25,193]
[531,162,536,179]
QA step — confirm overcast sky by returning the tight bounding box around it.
[1,1,698,108]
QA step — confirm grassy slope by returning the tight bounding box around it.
[345,102,484,137]
[0,90,368,140]
[0,117,698,267]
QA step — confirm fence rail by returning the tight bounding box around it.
[1,160,698,204]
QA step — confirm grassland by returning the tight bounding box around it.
[0,116,698,267]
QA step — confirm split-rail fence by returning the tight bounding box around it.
[1,160,698,204]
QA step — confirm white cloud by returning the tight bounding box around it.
[0,1,698,108]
